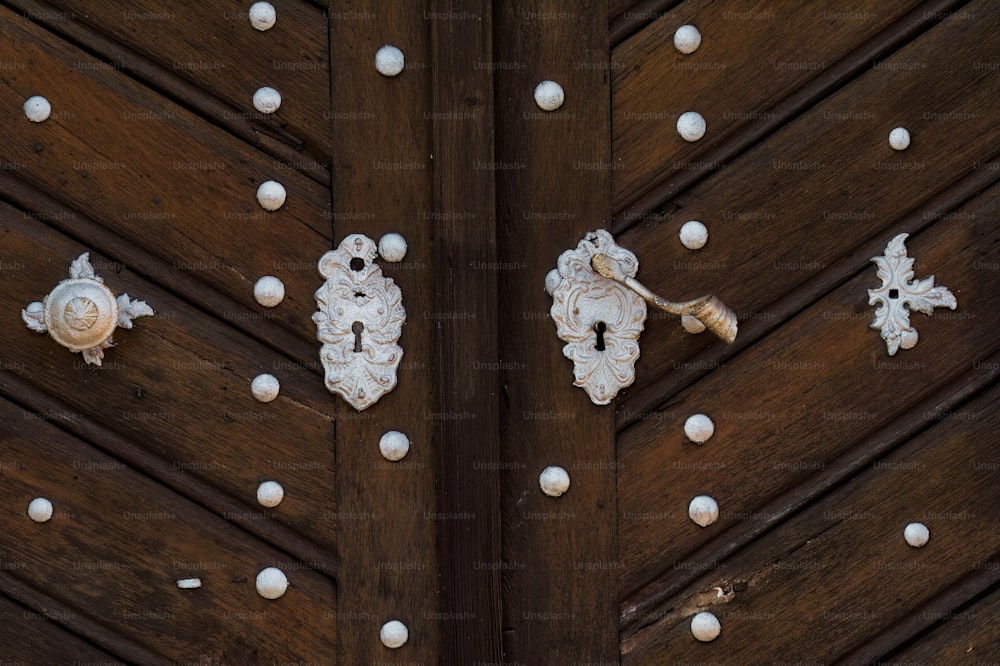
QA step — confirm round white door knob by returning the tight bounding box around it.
[254,276,285,307]
[24,95,52,122]
[256,567,288,599]
[375,45,405,76]
[380,620,409,648]
[534,80,564,111]
[28,497,53,522]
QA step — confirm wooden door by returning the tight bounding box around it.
[2,1,999,665]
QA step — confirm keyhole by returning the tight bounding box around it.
[594,321,607,352]
[352,321,364,352]
[350,257,365,271]
[888,289,900,299]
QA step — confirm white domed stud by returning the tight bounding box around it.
[681,315,706,334]
[256,480,285,508]
[539,466,570,497]
[679,221,709,250]
[378,233,408,263]
[674,25,702,54]
[24,95,52,123]
[248,2,276,31]
[904,522,929,547]
[256,567,288,599]
[27,497,53,523]
[684,413,715,444]
[251,373,280,402]
[690,611,721,641]
[380,620,409,648]
[677,111,706,142]
[22,253,154,366]
[534,80,564,111]
[889,127,910,151]
[544,269,562,296]
[379,430,411,462]
[688,495,719,527]
[375,45,405,77]
[252,86,282,114]
[256,180,286,211]
[254,276,285,307]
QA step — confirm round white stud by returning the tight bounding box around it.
[27,497,53,523]
[254,276,285,307]
[677,111,706,142]
[674,25,702,54]
[256,480,285,508]
[256,567,288,599]
[379,431,411,461]
[251,373,280,402]
[375,45,405,77]
[248,2,276,31]
[904,522,929,547]
[24,96,51,123]
[684,413,715,444]
[688,495,719,527]
[252,86,282,114]
[380,620,409,648]
[681,315,706,334]
[889,127,910,151]
[378,233,408,262]
[534,80,565,111]
[690,611,721,642]
[176,578,202,589]
[679,220,709,250]
[544,269,562,296]
[256,180,287,211]
[539,466,570,497]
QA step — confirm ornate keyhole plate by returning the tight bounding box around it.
[313,234,405,410]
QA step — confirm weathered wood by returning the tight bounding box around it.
[0,395,337,663]
[429,0,502,660]
[494,0,618,661]
[0,593,125,664]
[327,2,441,661]
[613,3,1000,410]
[623,384,1000,662]
[34,0,333,164]
[612,0,928,212]
[616,183,1000,613]
[890,584,1000,663]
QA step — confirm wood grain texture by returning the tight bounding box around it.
[611,0,925,211]
[617,181,1000,609]
[494,0,618,661]
[613,2,1000,413]
[623,383,1000,663]
[327,2,441,662]
[429,0,502,660]
[0,593,124,665]
[890,584,1000,663]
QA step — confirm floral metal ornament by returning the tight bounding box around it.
[868,233,956,355]
[22,253,154,366]
[314,234,405,410]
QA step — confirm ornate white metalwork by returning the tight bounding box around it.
[869,233,956,356]
[549,230,647,405]
[22,253,154,366]
[314,234,405,410]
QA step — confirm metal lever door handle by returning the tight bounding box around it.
[546,229,737,405]
[22,253,155,367]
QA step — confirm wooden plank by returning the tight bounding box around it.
[0,6,331,350]
[613,2,1000,408]
[429,0,502,660]
[611,0,926,211]
[623,383,1000,662]
[327,2,441,661]
[616,181,1000,607]
[0,395,337,663]
[35,0,333,163]
[494,0,618,661]
[0,593,124,664]
[891,585,1000,663]
[0,202,338,562]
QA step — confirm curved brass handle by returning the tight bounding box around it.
[22,253,154,366]
[591,253,737,344]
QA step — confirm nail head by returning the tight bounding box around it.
[24,96,52,123]
[677,111,706,142]
[674,25,702,54]
[254,276,285,307]
[539,466,570,497]
[256,480,285,508]
[27,497,53,522]
[251,373,280,402]
[904,522,929,547]
[691,611,721,641]
[534,80,565,111]
[379,431,411,461]
[378,233,408,262]
[679,221,709,250]
[256,567,288,599]
[889,127,911,151]
[252,86,282,114]
[684,413,715,443]
[380,620,409,648]
[688,495,719,527]
[375,45,405,77]
[248,2,276,30]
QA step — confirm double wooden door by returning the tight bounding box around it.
[1,1,998,664]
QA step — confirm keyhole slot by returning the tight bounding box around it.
[594,321,607,352]
[888,288,900,299]
[352,321,364,352]
[350,257,365,272]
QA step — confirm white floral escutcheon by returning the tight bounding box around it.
[549,229,647,404]
[314,234,405,410]
[868,233,956,356]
